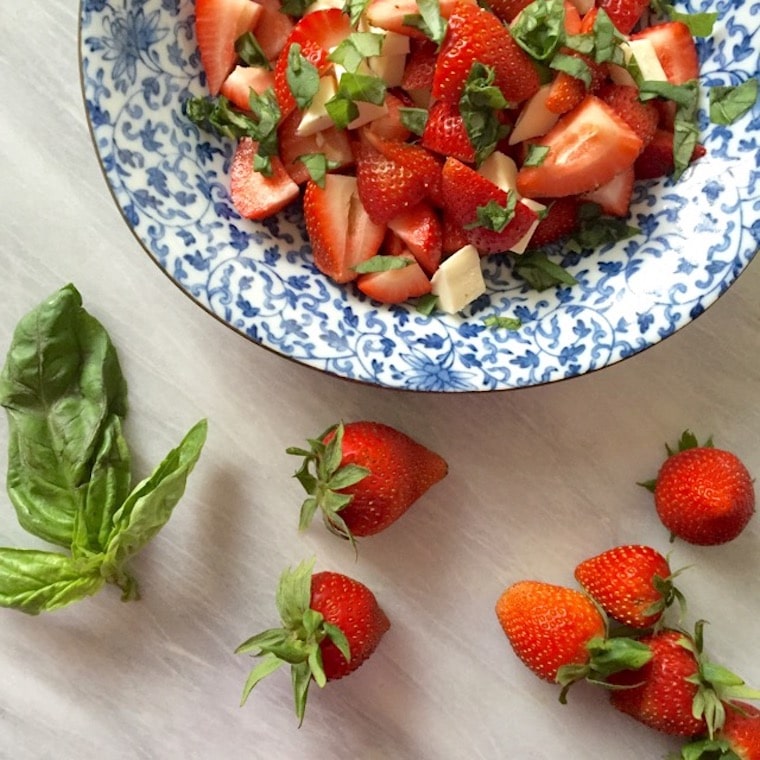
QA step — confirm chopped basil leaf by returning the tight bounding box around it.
[483,315,522,330]
[324,95,359,129]
[246,88,282,175]
[297,153,341,187]
[514,251,577,291]
[402,0,447,44]
[524,144,550,167]
[709,78,759,125]
[337,71,387,104]
[399,106,429,135]
[649,0,717,36]
[588,8,625,65]
[354,256,413,273]
[564,33,595,57]
[459,63,510,165]
[465,195,518,233]
[565,202,639,251]
[344,0,371,25]
[280,0,316,16]
[329,32,384,73]
[510,0,566,62]
[550,52,592,87]
[416,294,439,315]
[235,32,271,69]
[287,43,321,109]
[638,79,699,107]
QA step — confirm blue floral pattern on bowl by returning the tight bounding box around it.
[79,0,760,392]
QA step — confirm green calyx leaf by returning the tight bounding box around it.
[287,423,370,546]
[236,558,351,724]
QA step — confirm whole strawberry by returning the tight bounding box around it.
[642,430,755,545]
[608,624,760,738]
[679,702,760,759]
[574,544,685,630]
[236,558,390,723]
[495,580,651,700]
[288,421,447,546]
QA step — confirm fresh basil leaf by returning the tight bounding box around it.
[483,315,522,330]
[709,78,759,125]
[0,284,128,548]
[0,548,104,615]
[524,144,550,166]
[325,94,359,129]
[638,79,699,107]
[353,256,412,273]
[337,71,387,105]
[587,8,625,65]
[465,196,518,232]
[566,202,639,250]
[103,419,208,573]
[329,33,384,73]
[399,106,429,135]
[297,153,341,187]
[510,0,566,62]
[235,32,271,69]
[649,0,717,36]
[459,63,510,164]
[514,251,578,290]
[416,294,439,316]
[550,52,592,87]
[344,0,371,25]
[402,0,447,44]
[564,33,595,56]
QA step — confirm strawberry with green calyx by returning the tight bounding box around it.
[640,430,756,546]
[574,544,688,631]
[608,622,760,738]
[495,580,652,702]
[236,558,390,724]
[287,421,447,547]
[678,702,760,760]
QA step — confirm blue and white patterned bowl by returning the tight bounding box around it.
[79,0,759,392]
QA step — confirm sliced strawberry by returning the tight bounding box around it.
[303,174,385,283]
[381,229,408,256]
[357,253,432,304]
[252,0,294,60]
[630,22,700,84]
[599,83,658,148]
[545,72,587,115]
[401,38,438,91]
[277,109,354,184]
[441,157,540,254]
[563,0,583,34]
[634,128,706,180]
[487,0,534,22]
[387,201,443,275]
[421,100,477,163]
[220,65,276,111]
[230,137,300,219]
[582,166,634,216]
[526,196,580,248]
[365,90,414,142]
[442,211,470,254]
[516,96,643,198]
[366,0,472,37]
[195,0,263,95]
[597,0,649,34]
[432,0,541,105]
[580,6,599,32]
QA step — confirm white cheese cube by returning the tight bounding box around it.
[431,245,487,314]
[509,198,546,254]
[368,53,408,87]
[478,151,519,194]
[296,75,338,137]
[622,39,669,83]
[509,84,560,145]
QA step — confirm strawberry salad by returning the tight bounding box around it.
[186,0,712,312]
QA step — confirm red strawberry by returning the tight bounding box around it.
[365,90,414,142]
[545,53,606,115]
[387,201,443,275]
[679,702,760,760]
[421,100,477,163]
[288,421,447,544]
[526,196,580,248]
[574,544,685,630]
[401,38,438,92]
[365,0,471,37]
[441,157,539,254]
[599,83,659,147]
[220,64,276,112]
[581,165,634,216]
[303,174,385,283]
[634,129,706,180]
[495,580,651,697]
[516,95,643,198]
[630,22,700,84]
[195,0,263,95]
[442,209,470,254]
[229,137,300,220]
[357,253,433,303]
[236,558,390,723]
[251,0,294,60]
[355,137,441,225]
[486,0,534,22]
[643,430,755,545]
[432,0,541,105]
[597,0,650,34]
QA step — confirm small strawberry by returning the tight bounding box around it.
[287,421,447,545]
[236,558,390,723]
[526,196,580,249]
[640,430,756,545]
[574,544,686,630]
[597,0,649,34]
[401,38,438,92]
[387,201,443,275]
[608,624,760,738]
[422,100,478,164]
[495,580,652,700]
[679,702,760,759]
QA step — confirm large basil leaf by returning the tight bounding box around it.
[0,548,104,615]
[102,419,208,572]
[0,284,129,547]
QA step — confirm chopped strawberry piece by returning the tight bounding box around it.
[516,96,643,198]
[381,229,408,256]
[387,202,443,275]
[357,254,432,304]
[442,211,470,255]
[582,166,634,216]
[441,157,540,254]
[545,72,587,115]
[220,65,276,112]
[597,0,649,34]
[526,196,580,248]
[599,83,659,148]
[365,90,414,142]
[630,22,700,84]
[432,0,541,105]
[273,37,331,118]
[230,137,300,219]
[486,0,534,22]
[422,100,477,163]
[633,129,706,180]
[401,38,438,91]
[563,0,583,34]
[195,0,263,95]
[303,174,385,283]
[252,0,294,60]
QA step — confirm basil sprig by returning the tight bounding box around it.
[0,285,207,614]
